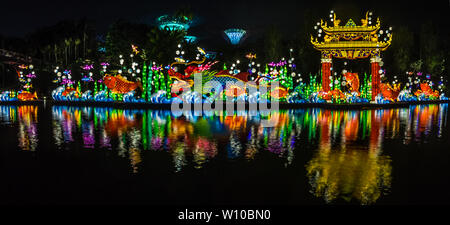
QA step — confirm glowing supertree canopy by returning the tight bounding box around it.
[184,35,197,43]
[224,29,246,45]
[157,15,191,31]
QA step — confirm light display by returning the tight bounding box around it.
[224,29,246,45]
[103,74,142,94]
[0,91,18,101]
[184,35,197,43]
[13,64,38,101]
[415,82,439,99]
[42,104,448,203]
[40,10,446,105]
[52,67,81,101]
[311,11,392,100]
[0,106,38,150]
[81,63,94,82]
[141,62,148,100]
[157,15,191,31]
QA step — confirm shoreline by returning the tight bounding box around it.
[0,100,449,110]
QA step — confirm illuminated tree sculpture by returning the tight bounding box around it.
[224,29,246,45]
[184,35,197,43]
[157,14,197,46]
[157,15,191,32]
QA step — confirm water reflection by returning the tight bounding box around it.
[0,105,38,151]
[303,104,447,204]
[0,104,448,204]
[306,144,392,205]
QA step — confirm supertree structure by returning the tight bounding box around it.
[157,14,197,45]
[224,29,246,45]
[184,35,198,43]
[156,15,191,31]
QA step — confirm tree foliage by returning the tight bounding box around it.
[420,21,446,76]
[25,19,96,66]
[147,28,185,64]
[105,20,152,61]
[263,25,283,62]
[390,26,414,74]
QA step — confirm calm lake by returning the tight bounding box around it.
[1,104,449,205]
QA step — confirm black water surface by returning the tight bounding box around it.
[1,104,449,205]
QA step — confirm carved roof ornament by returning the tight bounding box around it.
[311,11,392,59]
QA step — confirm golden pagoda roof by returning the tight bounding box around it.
[320,18,381,34]
[310,11,393,58]
[321,12,381,35]
[310,35,392,51]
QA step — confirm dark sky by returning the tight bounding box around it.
[1,0,449,44]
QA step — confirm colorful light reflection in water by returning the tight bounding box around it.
[0,104,448,204]
[0,105,39,151]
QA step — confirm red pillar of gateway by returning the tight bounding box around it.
[371,57,381,100]
[321,58,332,92]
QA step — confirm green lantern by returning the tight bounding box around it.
[142,62,148,100]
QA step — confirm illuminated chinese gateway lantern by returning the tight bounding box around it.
[310,11,392,100]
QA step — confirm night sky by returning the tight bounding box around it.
[1,0,449,47]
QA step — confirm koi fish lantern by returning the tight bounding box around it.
[380,83,401,101]
[17,90,37,101]
[343,72,360,95]
[103,74,142,94]
[414,82,439,99]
